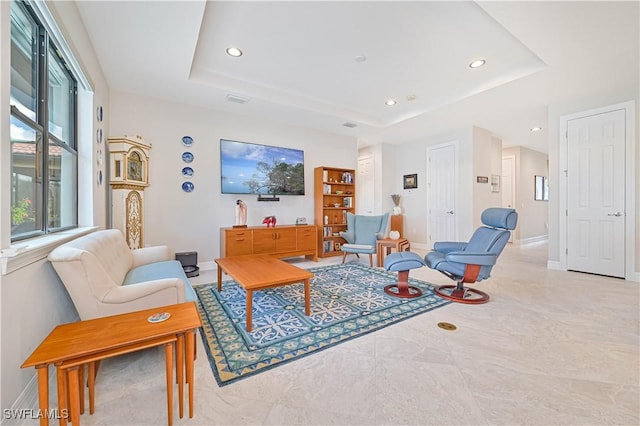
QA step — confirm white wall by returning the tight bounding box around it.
[388,126,476,246]
[471,126,503,229]
[108,91,358,267]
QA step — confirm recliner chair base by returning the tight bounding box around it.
[384,268,423,299]
[383,253,425,299]
[434,283,489,304]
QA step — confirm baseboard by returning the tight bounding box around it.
[516,235,548,246]
[198,260,216,271]
[547,260,563,270]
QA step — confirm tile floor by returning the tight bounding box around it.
[63,243,639,425]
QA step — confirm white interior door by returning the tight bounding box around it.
[567,109,626,278]
[427,143,456,248]
[357,155,374,215]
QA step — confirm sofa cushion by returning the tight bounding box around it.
[123,260,196,302]
[50,229,134,286]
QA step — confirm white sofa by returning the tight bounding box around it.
[48,229,196,320]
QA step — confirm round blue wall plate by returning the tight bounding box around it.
[182,181,194,192]
[182,136,193,146]
[182,166,194,178]
[182,152,194,163]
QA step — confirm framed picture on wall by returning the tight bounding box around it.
[403,174,418,189]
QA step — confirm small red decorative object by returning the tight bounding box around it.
[262,216,277,227]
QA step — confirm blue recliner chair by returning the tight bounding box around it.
[340,212,390,267]
[425,208,517,304]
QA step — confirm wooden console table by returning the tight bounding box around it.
[21,302,201,426]
[376,238,411,267]
[221,224,318,261]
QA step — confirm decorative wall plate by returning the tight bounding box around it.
[181,166,194,178]
[147,312,171,323]
[182,152,194,163]
[97,170,103,185]
[182,136,193,146]
[97,128,102,144]
[96,105,103,122]
[182,181,194,192]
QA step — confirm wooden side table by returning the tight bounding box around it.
[376,238,411,267]
[21,302,201,426]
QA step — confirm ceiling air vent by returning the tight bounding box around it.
[342,122,357,128]
[226,94,250,104]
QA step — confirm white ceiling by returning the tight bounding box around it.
[75,1,639,154]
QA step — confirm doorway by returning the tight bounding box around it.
[357,154,374,215]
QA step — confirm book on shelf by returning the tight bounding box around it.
[323,170,328,182]
[323,184,332,194]
[343,197,352,208]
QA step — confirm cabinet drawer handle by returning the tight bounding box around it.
[235,238,245,242]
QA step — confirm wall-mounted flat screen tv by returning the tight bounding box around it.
[220,139,305,195]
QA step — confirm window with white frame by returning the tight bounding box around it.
[10,0,78,241]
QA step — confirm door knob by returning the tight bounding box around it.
[607,212,622,217]
[446,211,454,214]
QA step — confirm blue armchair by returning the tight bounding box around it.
[425,208,517,304]
[340,212,390,267]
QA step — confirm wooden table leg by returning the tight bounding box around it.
[217,266,223,292]
[78,364,85,415]
[304,278,310,316]
[246,289,253,332]
[88,362,96,414]
[176,334,184,419]
[35,365,50,426]
[66,366,80,426]
[55,365,67,426]
[165,342,173,426]
[185,330,196,418]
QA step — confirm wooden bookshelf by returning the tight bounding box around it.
[314,166,356,258]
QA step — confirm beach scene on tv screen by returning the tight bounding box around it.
[220,139,305,195]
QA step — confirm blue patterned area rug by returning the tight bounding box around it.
[194,262,450,386]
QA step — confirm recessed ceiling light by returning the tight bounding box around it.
[226,47,243,57]
[354,54,367,63]
[530,126,543,132]
[342,122,357,128]
[385,99,397,106]
[406,95,417,101]
[469,59,486,68]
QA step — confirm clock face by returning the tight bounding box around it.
[128,158,143,181]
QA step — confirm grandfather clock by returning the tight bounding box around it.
[108,135,151,249]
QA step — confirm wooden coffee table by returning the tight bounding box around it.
[215,255,314,331]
